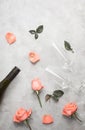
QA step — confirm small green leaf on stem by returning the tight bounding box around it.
[29,25,43,39]
[52,95,59,101]
[53,90,64,98]
[45,94,52,102]
[36,25,43,33]
[64,41,74,53]
[45,90,64,102]
[52,90,64,101]
[35,33,38,39]
[29,30,36,34]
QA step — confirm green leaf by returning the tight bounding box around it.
[53,90,64,98]
[45,94,52,102]
[64,41,74,53]
[36,25,43,33]
[52,95,59,101]
[35,33,38,39]
[29,30,36,34]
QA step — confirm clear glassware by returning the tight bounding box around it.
[71,50,85,92]
[52,43,73,72]
[79,80,85,93]
[77,101,85,125]
[45,67,71,89]
[46,42,85,93]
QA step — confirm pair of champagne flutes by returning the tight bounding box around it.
[45,42,85,92]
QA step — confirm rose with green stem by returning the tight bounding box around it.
[13,108,32,130]
[62,102,82,123]
[32,78,44,107]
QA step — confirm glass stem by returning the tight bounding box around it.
[24,119,32,130]
[45,68,65,81]
[36,91,42,108]
[52,43,67,61]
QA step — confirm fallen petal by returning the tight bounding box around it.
[42,114,54,124]
[5,32,16,44]
[29,52,40,64]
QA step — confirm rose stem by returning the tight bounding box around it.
[36,91,42,108]
[73,113,82,122]
[24,119,32,130]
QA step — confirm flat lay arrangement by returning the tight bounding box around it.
[0,0,85,130]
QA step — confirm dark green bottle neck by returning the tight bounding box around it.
[0,66,20,89]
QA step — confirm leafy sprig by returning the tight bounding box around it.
[29,25,43,39]
[45,90,64,102]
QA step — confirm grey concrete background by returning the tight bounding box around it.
[0,0,85,130]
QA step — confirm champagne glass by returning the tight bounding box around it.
[52,43,73,72]
[79,80,85,93]
[45,67,71,89]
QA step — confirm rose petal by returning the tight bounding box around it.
[27,109,32,116]
[13,115,20,123]
[62,110,72,116]
[29,52,40,63]
[19,109,32,121]
[42,115,54,124]
[16,108,26,118]
[5,32,16,44]
[18,112,29,121]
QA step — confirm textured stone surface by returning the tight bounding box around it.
[0,0,85,130]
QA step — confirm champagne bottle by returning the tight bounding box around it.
[0,66,20,100]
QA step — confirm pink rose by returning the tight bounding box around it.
[32,78,44,107]
[13,108,32,123]
[32,78,44,91]
[62,103,78,117]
